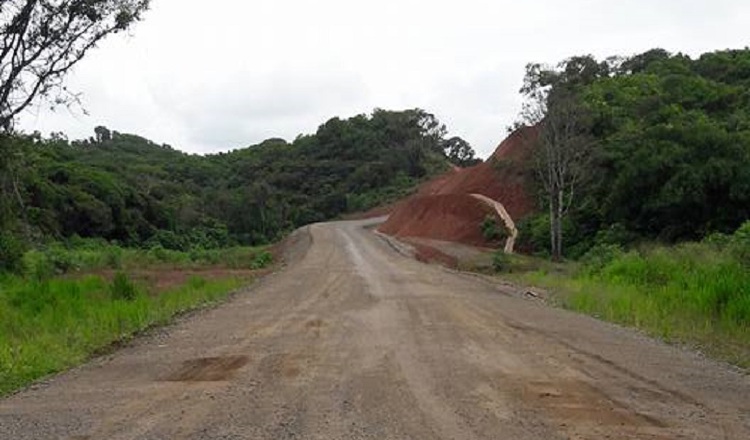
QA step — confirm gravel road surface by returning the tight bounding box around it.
[1,219,748,439]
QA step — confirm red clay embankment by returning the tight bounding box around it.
[378,127,538,248]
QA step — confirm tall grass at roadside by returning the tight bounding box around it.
[22,240,273,278]
[0,273,245,396]
[510,224,750,367]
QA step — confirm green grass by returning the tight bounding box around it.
[0,273,247,396]
[508,242,750,368]
[22,242,273,278]
[0,242,275,396]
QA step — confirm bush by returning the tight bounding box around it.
[250,250,273,269]
[481,215,508,243]
[517,213,551,256]
[147,230,187,251]
[703,232,732,248]
[147,245,169,262]
[730,221,750,265]
[110,272,138,301]
[492,251,510,273]
[105,246,123,269]
[0,231,25,274]
[581,243,625,272]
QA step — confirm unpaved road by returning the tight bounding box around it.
[2,219,749,439]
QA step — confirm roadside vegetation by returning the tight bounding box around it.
[488,48,750,368]
[493,221,750,368]
[0,240,273,396]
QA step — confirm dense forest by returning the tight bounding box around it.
[2,48,750,270]
[0,109,477,270]
[516,48,750,257]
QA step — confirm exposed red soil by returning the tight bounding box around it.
[378,194,500,247]
[378,127,538,248]
[82,268,263,292]
[415,126,538,220]
[402,238,459,269]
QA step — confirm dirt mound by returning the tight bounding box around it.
[378,194,499,247]
[379,127,538,248]
[415,126,537,219]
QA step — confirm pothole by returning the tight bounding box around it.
[163,355,249,382]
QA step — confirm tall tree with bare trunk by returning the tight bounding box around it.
[518,61,597,261]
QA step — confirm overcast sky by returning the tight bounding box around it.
[17,0,750,158]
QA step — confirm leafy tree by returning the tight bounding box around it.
[0,108,457,254]
[0,0,150,131]
[94,126,111,143]
[442,136,481,167]
[518,59,599,261]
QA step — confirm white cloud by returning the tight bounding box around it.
[17,0,750,157]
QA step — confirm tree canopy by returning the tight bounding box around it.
[0,0,150,130]
[518,48,750,256]
[0,109,462,252]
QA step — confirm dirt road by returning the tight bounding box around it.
[1,219,749,439]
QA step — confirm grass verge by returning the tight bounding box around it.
[503,242,749,369]
[0,274,248,396]
[1,243,274,396]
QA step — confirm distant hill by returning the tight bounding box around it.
[1,109,474,249]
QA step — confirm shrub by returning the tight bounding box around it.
[110,272,138,301]
[492,251,510,273]
[147,230,187,251]
[0,231,25,274]
[250,250,273,269]
[730,220,750,265]
[147,245,169,262]
[581,243,625,272]
[517,213,551,256]
[105,246,123,269]
[481,215,508,243]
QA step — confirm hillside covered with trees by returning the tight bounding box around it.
[516,48,750,258]
[0,109,475,270]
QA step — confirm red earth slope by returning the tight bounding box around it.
[378,126,537,247]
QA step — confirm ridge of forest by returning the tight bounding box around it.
[1,108,477,266]
[2,48,750,268]
[513,48,750,257]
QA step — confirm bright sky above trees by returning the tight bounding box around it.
[16,0,750,157]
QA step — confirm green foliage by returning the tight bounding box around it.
[514,238,750,367]
[19,239,270,278]
[442,136,481,167]
[576,48,750,243]
[0,108,453,257]
[0,231,25,274]
[570,242,749,365]
[250,250,273,269]
[480,215,508,243]
[110,272,138,301]
[580,243,625,272]
[517,214,551,256]
[492,251,510,273]
[521,48,750,258]
[729,221,750,265]
[0,274,246,396]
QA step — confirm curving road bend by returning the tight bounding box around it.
[1,219,749,439]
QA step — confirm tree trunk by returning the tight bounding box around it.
[549,197,557,260]
[549,187,563,262]
[555,188,564,261]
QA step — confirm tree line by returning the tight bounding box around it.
[516,48,750,259]
[0,109,477,270]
